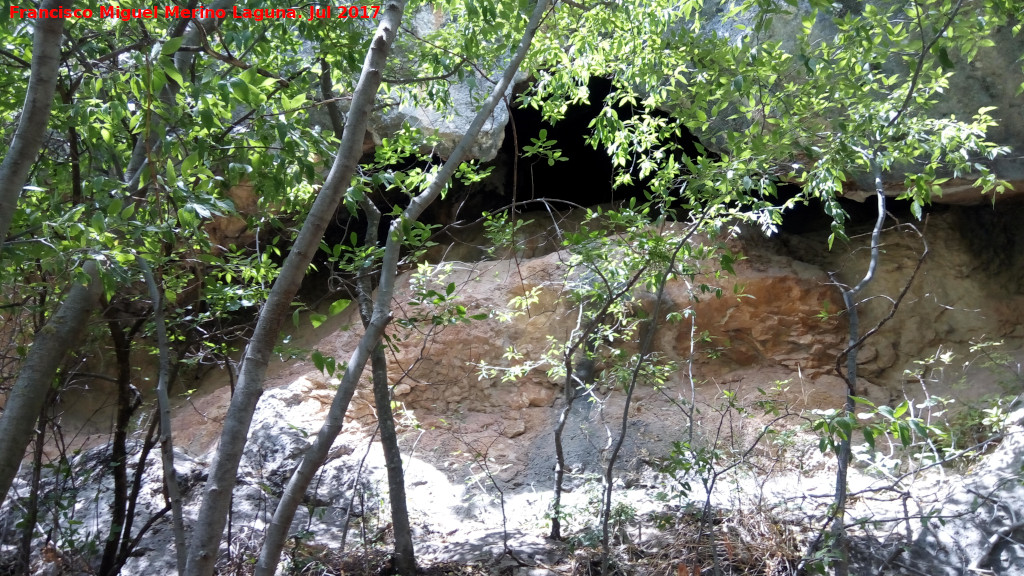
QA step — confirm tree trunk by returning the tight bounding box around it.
[550,269,647,540]
[16,400,50,576]
[99,315,141,576]
[255,2,552,573]
[352,173,416,573]
[184,3,409,573]
[600,235,689,576]
[549,359,578,541]
[138,256,188,574]
[0,0,72,250]
[122,0,232,190]
[831,158,886,576]
[0,260,102,503]
[367,317,416,575]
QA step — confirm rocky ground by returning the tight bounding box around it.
[5,369,1022,575]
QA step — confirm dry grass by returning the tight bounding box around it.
[566,506,806,576]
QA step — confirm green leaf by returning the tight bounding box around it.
[150,69,167,97]
[161,36,184,56]
[909,419,929,438]
[835,416,854,441]
[863,426,876,452]
[165,159,177,185]
[850,396,876,408]
[107,198,124,218]
[161,58,184,87]
[934,46,954,70]
[229,78,251,103]
[310,313,327,329]
[897,421,912,447]
[328,299,351,316]
[239,67,259,86]
[801,11,817,36]
[177,208,198,229]
[182,152,199,177]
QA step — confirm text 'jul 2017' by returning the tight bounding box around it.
[9,5,382,21]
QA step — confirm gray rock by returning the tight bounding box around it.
[889,411,1024,575]
[694,1,1024,203]
[367,6,520,162]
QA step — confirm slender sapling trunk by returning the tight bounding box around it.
[831,158,886,576]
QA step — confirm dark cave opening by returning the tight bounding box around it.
[301,77,936,301]
[422,76,661,227]
[433,76,916,238]
[301,78,650,301]
[499,78,646,209]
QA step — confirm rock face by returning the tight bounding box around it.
[308,232,848,426]
[43,202,1024,474]
[898,407,1024,576]
[7,203,1024,574]
[781,202,1024,406]
[698,1,1024,203]
[364,6,518,162]
[251,202,1024,488]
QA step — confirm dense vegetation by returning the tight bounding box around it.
[0,0,1020,574]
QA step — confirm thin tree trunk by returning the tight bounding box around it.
[0,0,73,250]
[319,58,346,138]
[549,355,579,541]
[100,316,140,576]
[0,260,102,503]
[16,400,50,576]
[350,177,415,573]
[368,343,415,574]
[831,157,886,576]
[122,0,231,190]
[139,256,188,575]
[255,2,552,573]
[550,269,648,540]
[253,285,390,576]
[184,4,409,573]
[115,416,158,573]
[598,227,697,575]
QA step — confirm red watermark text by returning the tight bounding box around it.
[9,5,381,21]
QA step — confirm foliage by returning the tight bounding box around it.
[400,263,489,328]
[525,0,1012,243]
[30,452,100,558]
[1,0,1021,573]
[810,339,1020,481]
[481,202,732,386]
